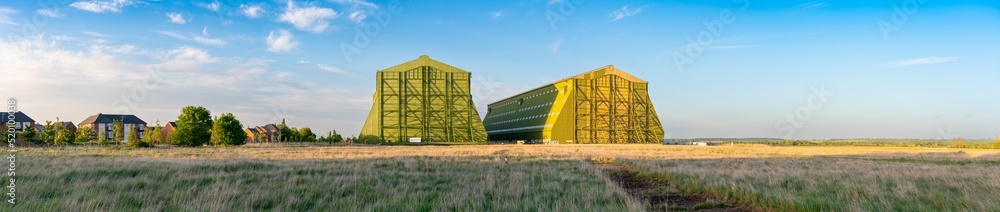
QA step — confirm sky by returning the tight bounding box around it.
[0,0,998,139]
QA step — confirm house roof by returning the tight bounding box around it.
[79,113,147,125]
[52,121,75,128]
[246,128,259,133]
[263,124,279,132]
[1,111,35,123]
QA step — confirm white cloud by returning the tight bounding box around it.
[36,9,65,18]
[609,5,646,21]
[70,0,136,13]
[888,57,960,67]
[332,0,378,24]
[489,11,504,20]
[153,46,219,71]
[317,64,355,76]
[240,4,265,18]
[279,0,338,33]
[331,0,378,9]
[81,30,110,38]
[549,40,562,53]
[0,7,16,25]
[0,34,368,140]
[547,0,563,5]
[205,1,221,12]
[157,30,228,47]
[345,11,366,24]
[267,29,298,53]
[796,2,829,10]
[166,13,186,24]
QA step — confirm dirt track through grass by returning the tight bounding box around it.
[592,159,748,212]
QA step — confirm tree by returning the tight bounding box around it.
[332,131,343,143]
[75,126,95,144]
[298,127,316,142]
[210,113,247,146]
[20,126,38,145]
[172,106,213,147]
[54,126,73,146]
[278,120,294,142]
[954,137,965,149]
[39,121,56,145]
[994,134,999,149]
[96,126,107,145]
[112,119,124,145]
[1,128,7,144]
[144,120,163,145]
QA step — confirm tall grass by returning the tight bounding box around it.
[5,144,999,211]
[4,144,641,211]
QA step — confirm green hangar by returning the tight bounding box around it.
[482,65,664,144]
[360,55,488,143]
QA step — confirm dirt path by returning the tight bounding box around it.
[594,161,750,211]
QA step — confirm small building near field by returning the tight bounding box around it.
[79,113,148,143]
[1,111,36,132]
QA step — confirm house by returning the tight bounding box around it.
[78,113,147,143]
[245,128,260,143]
[262,124,281,142]
[0,111,36,132]
[247,124,281,142]
[34,124,44,132]
[162,122,177,143]
[52,121,77,133]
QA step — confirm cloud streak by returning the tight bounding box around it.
[279,1,338,33]
[156,30,228,47]
[888,57,959,67]
[609,5,646,21]
[70,0,136,13]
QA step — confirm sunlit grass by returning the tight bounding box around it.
[4,144,999,211]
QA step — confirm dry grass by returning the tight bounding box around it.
[4,144,1000,211]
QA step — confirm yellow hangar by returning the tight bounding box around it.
[483,65,664,144]
[360,55,488,143]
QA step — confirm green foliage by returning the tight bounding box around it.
[210,113,247,146]
[278,119,293,142]
[96,127,107,145]
[994,134,999,149]
[143,121,163,145]
[172,106,213,147]
[75,126,95,144]
[54,127,73,146]
[298,127,316,142]
[358,134,381,144]
[20,125,39,145]
[40,121,56,145]
[126,127,151,148]
[112,119,124,144]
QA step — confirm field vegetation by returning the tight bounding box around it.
[3,144,999,211]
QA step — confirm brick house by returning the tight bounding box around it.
[78,113,147,143]
[162,122,177,143]
[1,111,36,132]
[52,121,77,133]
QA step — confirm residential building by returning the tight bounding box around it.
[78,113,148,143]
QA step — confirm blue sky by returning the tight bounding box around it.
[1,0,998,139]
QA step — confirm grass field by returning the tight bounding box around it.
[4,144,999,211]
